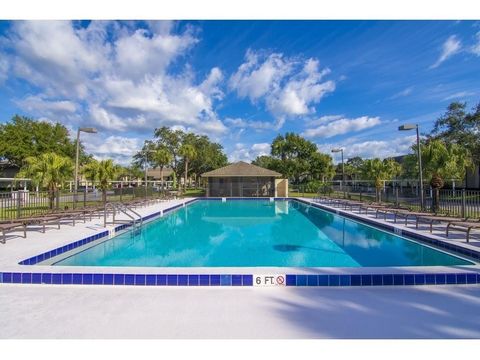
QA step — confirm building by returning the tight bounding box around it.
[201,161,288,197]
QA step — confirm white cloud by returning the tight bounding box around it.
[317,135,417,162]
[83,135,142,165]
[302,115,381,139]
[443,91,476,101]
[229,142,271,162]
[389,87,413,100]
[470,31,480,56]
[0,56,8,84]
[2,20,228,160]
[16,95,77,114]
[225,117,279,131]
[430,35,462,69]
[229,50,335,125]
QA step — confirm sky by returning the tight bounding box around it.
[0,20,479,165]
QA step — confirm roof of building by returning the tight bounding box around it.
[201,161,282,178]
[146,167,174,179]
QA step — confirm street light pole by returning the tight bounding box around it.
[332,148,345,197]
[74,127,97,208]
[399,124,424,210]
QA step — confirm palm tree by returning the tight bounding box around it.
[97,159,118,205]
[82,159,100,190]
[179,144,197,192]
[151,145,173,191]
[421,139,472,212]
[360,158,401,202]
[17,152,73,209]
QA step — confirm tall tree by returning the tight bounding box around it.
[0,115,85,167]
[154,127,184,176]
[270,132,317,183]
[17,152,73,209]
[151,145,173,190]
[359,158,402,201]
[97,159,118,205]
[309,152,335,181]
[82,159,100,189]
[430,101,480,162]
[179,143,197,191]
[421,139,472,212]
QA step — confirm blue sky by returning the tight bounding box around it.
[0,20,479,165]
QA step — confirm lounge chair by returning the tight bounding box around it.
[446,220,480,242]
[415,214,467,233]
[19,215,61,233]
[389,209,432,226]
[0,222,27,244]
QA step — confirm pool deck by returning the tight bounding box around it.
[1,197,480,338]
[1,283,480,338]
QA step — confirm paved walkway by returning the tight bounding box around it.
[1,283,480,338]
[1,197,479,339]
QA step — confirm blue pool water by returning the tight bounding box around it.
[54,200,473,267]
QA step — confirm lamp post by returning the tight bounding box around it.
[74,127,97,208]
[399,124,424,210]
[331,148,345,197]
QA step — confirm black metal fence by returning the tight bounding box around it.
[318,181,480,218]
[290,180,480,219]
[0,187,165,220]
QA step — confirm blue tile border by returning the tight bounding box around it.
[1,271,479,287]
[18,199,199,266]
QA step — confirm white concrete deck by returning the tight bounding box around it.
[1,197,480,339]
[1,283,480,338]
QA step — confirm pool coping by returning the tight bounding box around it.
[1,197,479,288]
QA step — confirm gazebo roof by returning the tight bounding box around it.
[201,161,282,178]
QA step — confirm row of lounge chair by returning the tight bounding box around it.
[314,196,480,243]
[0,195,175,244]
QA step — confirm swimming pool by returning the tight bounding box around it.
[53,199,473,267]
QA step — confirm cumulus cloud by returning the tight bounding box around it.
[302,115,381,139]
[1,20,228,162]
[317,135,417,162]
[430,35,462,69]
[83,134,143,165]
[229,50,335,124]
[16,95,77,114]
[229,142,271,162]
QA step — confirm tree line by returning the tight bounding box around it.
[252,101,479,211]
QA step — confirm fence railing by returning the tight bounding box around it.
[0,187,169,220]
[317,183,480,218]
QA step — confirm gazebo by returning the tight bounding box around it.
[201,161,288,197]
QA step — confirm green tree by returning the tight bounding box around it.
[179,143,197,191]
[151,145,173,190]
[187,135,228,177]
[17,152,73,209]
[359,158,401,201]
[154,126,183,176]
[421,139,472,212]
[309,152,335,181]
[345,156,364,181]
[97,159,118,205]
[430,101,480,162]
[270,132,317,183]
[82,159,100,189]
[252,155,282,172]
[0,115,85,167]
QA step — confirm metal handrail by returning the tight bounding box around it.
[104,202,143,228]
